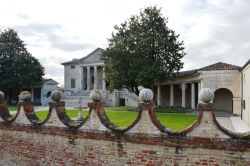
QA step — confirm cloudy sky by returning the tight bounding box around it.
[0,0,249,85]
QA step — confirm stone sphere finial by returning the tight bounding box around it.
[199,88,214,103]
[90,89,103,102]
[51,90,62,101]
[138,86,145,91]
[0,91,4,100]
[19,91,32,102]
[139,88,154,102]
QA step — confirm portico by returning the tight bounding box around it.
[80,65,106,91]
[154,82,199,110]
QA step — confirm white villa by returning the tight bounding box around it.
[61,48,139,107]
[60,47,250,125]
[62,48,106,92]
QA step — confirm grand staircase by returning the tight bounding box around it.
[42,90,91,108]
[42,89,140,108]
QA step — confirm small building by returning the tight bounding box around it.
[153,62,242,115]
[242,59,250,125]
[31,79,59,104]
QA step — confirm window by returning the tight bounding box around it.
[242,100,245,109]
[71,79,75,88]
[71,65,75,69]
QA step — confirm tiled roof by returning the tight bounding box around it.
[176,62,241,77]
[199,62,241,71]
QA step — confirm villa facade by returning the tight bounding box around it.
[61,48,139,107]
[62,48,106,93]
[61,47,249,119]
[153,63,242,115]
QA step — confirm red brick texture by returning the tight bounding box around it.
[0,99,250,165]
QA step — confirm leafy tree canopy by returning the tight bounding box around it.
[101,6,186,95]
[0,29,45,102]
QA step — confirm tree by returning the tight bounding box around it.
[0,29,45,102]
[101,6,185,95]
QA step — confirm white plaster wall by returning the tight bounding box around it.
[200,70,241,115]
[242,63,250,126]
[64,64,81,92]
[201,70,241,97]
[41,84,58,101]
[104,92,119,107]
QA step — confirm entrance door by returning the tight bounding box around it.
[119,98,125,106]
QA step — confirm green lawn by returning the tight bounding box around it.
[7,105,18,112]
[35,110,196,131]
[7,106,197,131]
[105,106,185,113]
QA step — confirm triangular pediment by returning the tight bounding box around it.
[79,48,104,64]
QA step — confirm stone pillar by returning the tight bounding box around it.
[181,83,186,108]
[198,81,202,102]
[157,85,161,106]
[87,66,90,91]
[170,84,174,107]
[191,83,195,110]
[94,66,98,89]
[102,67,106,90]
[80,66,83,89]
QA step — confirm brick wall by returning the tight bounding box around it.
[0,98,250,165]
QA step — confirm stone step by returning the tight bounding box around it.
[62,99,91,108]
[62,96,90,100]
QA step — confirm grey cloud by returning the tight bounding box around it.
[44,65,64,85]
[14,23,94,52]
[39,56,70,66]
[51,42,93,52]
[17,13,30,20]
[182,0,250,70]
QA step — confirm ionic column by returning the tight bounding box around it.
[80,67,83,89]
[102,68,106,90]
[181,83,186,108]
[170,84,174,107]
[94,66,98,89]
[87,66,90,91]
[198,81,202,102]
[157,85,161,106]
[191,83,195,110]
